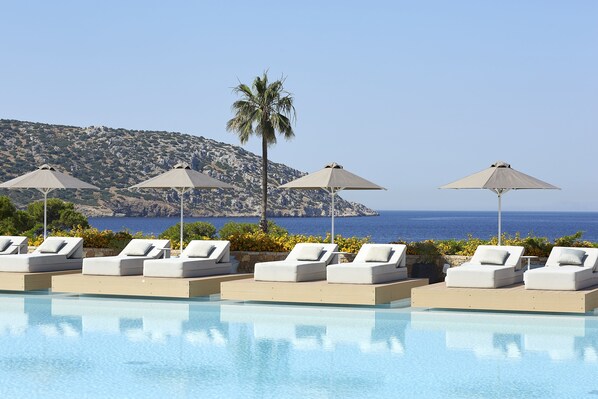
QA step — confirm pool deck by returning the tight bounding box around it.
[51,273,253,298]
[411,282,598,314]
[220,278,428,305]
[0,270,81,291]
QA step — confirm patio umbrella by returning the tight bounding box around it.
[279,162,385,243]
[0,164,99,239]
[130,162,235,250]
[440,161,559,245]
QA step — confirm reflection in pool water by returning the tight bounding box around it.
[411,311,598,362]
[220,303,406,354]
[1,293,598,398]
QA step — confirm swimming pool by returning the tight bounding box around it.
[1,293,597,398]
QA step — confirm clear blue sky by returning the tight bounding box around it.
[1,1,596,211]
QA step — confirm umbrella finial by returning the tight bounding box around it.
[325,162,343,169]
[173,162,191,170]
[492,161,511,168]
[39,164,56,171]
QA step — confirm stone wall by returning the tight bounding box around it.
[84,248,121,257]
[232,251,288,273]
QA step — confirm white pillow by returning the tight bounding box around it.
[295,246,323,261]
[38,239,66,254]
[0,238,11,252]
[122,241,153,256]
[478,248,509,265]
[364,246,392,262]
[558,248,586,266]
[185,242,216,258]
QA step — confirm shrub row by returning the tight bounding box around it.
[225,231,370,253]
[25,221,597,258]
[396,231,596,259]
[33,227,138,251]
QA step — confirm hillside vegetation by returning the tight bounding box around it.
[0,119,377,218]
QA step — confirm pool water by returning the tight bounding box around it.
[1,293,598,398]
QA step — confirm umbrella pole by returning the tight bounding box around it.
[179,188,187,252]
[36,188,54,239]
[497,191,502,246]
[44,190,48,239]
[331,189,335,244]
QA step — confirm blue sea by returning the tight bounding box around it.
[89,210,598,243]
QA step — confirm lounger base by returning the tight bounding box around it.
[221,278,428,305]
[52,273,253,298]
[411,282,598,314]
[0,270,81,291]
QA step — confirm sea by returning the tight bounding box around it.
[89,210,598,243]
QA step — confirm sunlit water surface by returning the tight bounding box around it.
[1,293,598,398]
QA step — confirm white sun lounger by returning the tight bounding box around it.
[254,243,338,282]
[0,236,28,255]
[82,239,171,276]
[524,247,598,291]
[0,237,83,272]
[445,245,525,288]
[143,240,232,278]
[326,244,407,284]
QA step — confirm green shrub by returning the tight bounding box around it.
[0,196,15,219]
[554,231,587,247]
[331,234,371,254]
[27,198,89,232]
[159,221,217,249]
[33,227,134,249]
[407,240,442,263]
[0,196,35,234]
[226,230,369,254]
[219,221,288,239]
[434,239,464,256]
[51,227,133,249]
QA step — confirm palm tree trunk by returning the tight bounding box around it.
[260,136,268,233]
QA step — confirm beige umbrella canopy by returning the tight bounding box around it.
[130,162,235,250]
[0,164,99,238]
[279,162,385,243]
[440,161,560,245]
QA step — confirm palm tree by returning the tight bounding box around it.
[227,72,296,232]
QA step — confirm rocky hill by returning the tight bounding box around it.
[0,119,377,218]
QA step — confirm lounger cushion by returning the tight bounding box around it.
[295,246,323,261]
[0,239,11,252]
[446,264,523,288]
[144,258,231,278]
[478,248,509,265]
[254,261,326,282]
[524,266,598,290]
[0,254,82,272]
[38,239,66,254]
[254,243,338,282]
[83,239,169,275]
[558,248,586,266]
[83,256,152,276]
[327,262,408,284]
[185,242,215,258]
[364,246,392,263]
[122,241,153,256]
[326,244,407,284]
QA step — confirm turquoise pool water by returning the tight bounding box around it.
[1,293,598,398]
